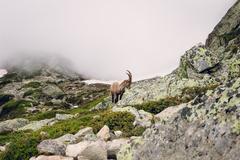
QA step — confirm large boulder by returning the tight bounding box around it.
[179,43,219,74]
[117,137,144,160]
[42,84,64,98]
[154,103,190,122]
[0,118,29,133]
[66,140,107,160]
[37,140,66,155]
[129,78,240,160]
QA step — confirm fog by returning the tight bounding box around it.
[0,0,237,80]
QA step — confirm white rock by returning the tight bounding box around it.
[0,145,6,152]
[66,140,107,160]
[154,103,187,122]
[107,138,129,158]
[55,114,74,120]
[66,141,90,157]
[33,155,73,160]
[114,131,123,138]
[97,125,111,141]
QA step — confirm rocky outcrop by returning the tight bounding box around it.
[119,77,240,160]
[206,1,240,50]
[0,118,29,133]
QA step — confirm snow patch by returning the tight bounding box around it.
[0,69,7,78]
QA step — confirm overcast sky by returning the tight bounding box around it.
[0,0,237,80]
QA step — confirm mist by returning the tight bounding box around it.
[0,0,237,80]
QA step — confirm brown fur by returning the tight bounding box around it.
[110,70,132,103]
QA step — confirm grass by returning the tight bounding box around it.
[0,100,33,120]
[0,95,146,160]
[133,97,182,114]
[23,82,41,89]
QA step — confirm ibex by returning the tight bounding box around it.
[110,70,132,103]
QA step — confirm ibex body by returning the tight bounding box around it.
[110,70,132,103]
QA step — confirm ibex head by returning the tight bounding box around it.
[122,70,132,89]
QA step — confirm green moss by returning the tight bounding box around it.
[228,60,240,78]
[23,82,41,88]
[133,97,182,114]
[0,100,33,120]
[232,121,240,135]
[23,89,44,100]
[27,111,63,121]
[177,57,190,79]
[182,84,219,96]
[90,111,144,137]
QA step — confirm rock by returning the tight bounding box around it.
[117,137,144,160]
[154,103,190,122]
[55,134,77,144]
[32,155,73,160]
[181,44,219,73]
[107,138,129,159]
[66,140,107,160]
[134,110,153,127]
[42,84,64,98]
[40,131,49,139]
[55,114,74,120]
[37,140,66,155]
[206,1,240,50]
[18,118,56,131]
[0,145,6,152]
[0,118,29,133]
[91,98,111,111]
[78,140,107,160]
[131,79,240,160]
[26,107,39,113]
[82,133,98,142]
[74,127,93,137]
[66,141,90,157]
[114,131,123,138]
[97,125,111,141]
